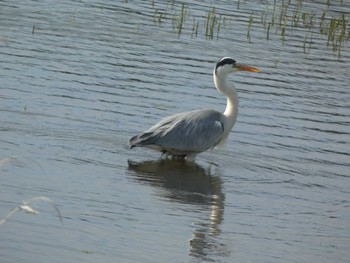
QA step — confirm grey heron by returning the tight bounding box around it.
[129,57,261,161]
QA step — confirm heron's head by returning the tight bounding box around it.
[214,57,260,77]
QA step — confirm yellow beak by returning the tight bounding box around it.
[236,63,261,72]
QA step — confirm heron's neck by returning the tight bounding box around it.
[214,73,239,128]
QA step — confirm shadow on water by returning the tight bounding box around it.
[127,159,228,261]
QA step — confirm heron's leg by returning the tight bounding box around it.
[171,155,186,161]
[161,151,172,159]
[186,153,197,161]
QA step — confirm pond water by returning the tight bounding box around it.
[0,0,349,262]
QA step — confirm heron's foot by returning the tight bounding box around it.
[171,155,186,161]
[160,151,197,161]
[160,152,186,161]
[185,153,197,162]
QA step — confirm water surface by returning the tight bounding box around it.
[0,1,349,262]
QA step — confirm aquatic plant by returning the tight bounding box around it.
[148,0,348,56]
[256,0,349,55]
[152,1,228,40]
[247,12,254,42]
[191,17,199,38]
[205,7,220,39]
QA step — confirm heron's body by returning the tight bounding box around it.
[130,109,225,158]
[129,57,260,161]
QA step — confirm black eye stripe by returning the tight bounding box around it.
[215,57,236,70]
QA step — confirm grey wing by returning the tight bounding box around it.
[130,109,224,153]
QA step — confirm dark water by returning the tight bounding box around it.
[0,1,349,262]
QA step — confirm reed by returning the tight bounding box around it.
[169,2,190,37]
[247,12,254,43]
[150,0,231,40]
[217,14,222,39]
[303,31,313,54]
[267,22,271,40]
[320,12,349,55]
[291,0,302,28]
[177,3,185,36]
[303,34,308,53]
[205,7,219,39]
[148,0,348,55]
[255,0,348,56]
[319,9,327,34]
[281,14,288,43]
[191,18,196,38]
[271,0,277,27]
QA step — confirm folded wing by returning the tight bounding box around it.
[130,109,224,154]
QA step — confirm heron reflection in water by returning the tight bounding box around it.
[130,57,261,160]
[127,159,227,260]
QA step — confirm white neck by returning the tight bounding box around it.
[213,70,239,140]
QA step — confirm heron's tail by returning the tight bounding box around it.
[129,135,138,149]
[129,132,156,149]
